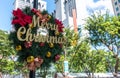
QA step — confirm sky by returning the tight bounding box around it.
[0,0,114,31]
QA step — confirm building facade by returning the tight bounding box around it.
[111,0,120,16]
[55,0,89,38]
[55,0,88,28]
[14,0,46,11]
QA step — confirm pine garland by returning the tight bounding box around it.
[9,7,64,69]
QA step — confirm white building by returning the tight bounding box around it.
[14,0,46,11]
[55,0,88,28]
[111,0,120,16]
[55,0,89,38]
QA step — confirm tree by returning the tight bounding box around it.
[0,29,16,77]
[85,12,120,77]
[54,28,112,78]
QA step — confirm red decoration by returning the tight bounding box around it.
[27,62,36,71]
[55,19,64,32]
[27,57,43,70]
[12,8,32,26]
[59,44,63,48]
[24,41,32,48]
[31,8,39,13]
[39,42,45,47]
[55,54,60,61]
[12,8,23,18]
[32,8,49,23]
[34,57,43,67]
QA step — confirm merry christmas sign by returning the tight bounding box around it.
[9,7,65,70]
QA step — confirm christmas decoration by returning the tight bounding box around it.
[59,44,63,48]
[55,30,59,36]
[55,54,60,61]
[12,8,32,26]
[34,57,43,67]
[39,42,45,47]
[27,61,36,71]
[49,43,54,48]
[9,7,65,70]
[27,56,34,63]
[24,41,32,48]
[46,51,51,57]
[29,23,34,28]
[16,45,22,51]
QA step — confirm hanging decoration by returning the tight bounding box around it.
[9,7,65,70]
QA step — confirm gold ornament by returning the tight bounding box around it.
[49,43,54,48]
[55,31,59,35]
[46,51,51,57]
[16,45,22,51]
[29,23,34,28]
[47,15,51,20]
[27,56,34,63]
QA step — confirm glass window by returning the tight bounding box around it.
[118,0,120,3]
[55,0,58,3]
[117,13,120,16]
[26,0,30,3]
[42,5,44,7]
[115,2,117,5]
[116,7,119,11]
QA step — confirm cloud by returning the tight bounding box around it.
[86,0,114,15]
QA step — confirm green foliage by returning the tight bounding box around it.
[85,12,120,47]
[0,29,16,74]
[54,55,64,72]
[54,27,115,74]
[85,11,120,75]
[69,41,111,73]
[0,59,15,74]
[0,30,15,57]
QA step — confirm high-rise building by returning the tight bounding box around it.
[55,0,88,32]
[14,0,46,11]
[55,0,89,37]
[111,0,120,16]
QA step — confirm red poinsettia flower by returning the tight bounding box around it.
[12,8,32,26]
[12,8,23,18]
[55,19,64,32]
[12,18,26,26]
[24,15,32,24]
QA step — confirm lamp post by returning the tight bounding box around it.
[29,1,38,78]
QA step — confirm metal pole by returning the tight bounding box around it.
[33,0,38,9]
[29,0,38,78]
[29,70,35,78]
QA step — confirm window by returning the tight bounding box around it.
[118,0,120,3]
[117,13,120,16]
[116,7,119,11]
[55,0,58,3]
[38,2,41,8]
[26,0,30,3]
[115,2,117,5]
[42,5,44,7]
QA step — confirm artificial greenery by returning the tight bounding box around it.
[9,7,64,69]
